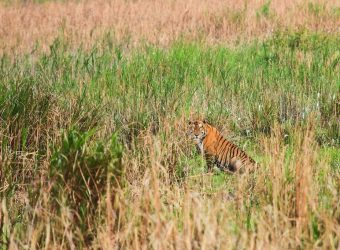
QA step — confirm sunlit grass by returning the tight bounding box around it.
[0,30,339,248]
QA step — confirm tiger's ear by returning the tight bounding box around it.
[203,119,208,124]
[188,120,192,125]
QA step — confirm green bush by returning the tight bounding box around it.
[50,129,123,242]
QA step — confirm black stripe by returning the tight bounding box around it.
[217,134,225,151]
[240,155,247,164]
[217,134,224,146]
[217,139,227,155]
[230,145,237,158]
[221,142,231,166]
[239,151,246,159]
[226,143,233,164]
[237,147,244,158]
[218,140,229,163]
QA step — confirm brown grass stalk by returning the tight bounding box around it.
[0,0,339,55]
[295,122,316,242]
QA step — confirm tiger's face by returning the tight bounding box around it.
[188,120,208,144]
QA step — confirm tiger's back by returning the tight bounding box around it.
[188,119,256,173]
[213,133,256,172]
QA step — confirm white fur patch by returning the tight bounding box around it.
[197,141,204,155]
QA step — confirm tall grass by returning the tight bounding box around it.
[0,0,339,54]
[0,31,339,248]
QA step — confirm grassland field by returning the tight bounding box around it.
[0,0,339,249]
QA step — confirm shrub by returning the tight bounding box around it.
[49,129,123,243]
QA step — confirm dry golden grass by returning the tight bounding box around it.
[0,1,339,248]
[0,0,339,54]
[13,121,338,249]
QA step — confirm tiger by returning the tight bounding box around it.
[188,119,257,173]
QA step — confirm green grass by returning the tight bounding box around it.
[2,31,338,144]
[0,30,339,248]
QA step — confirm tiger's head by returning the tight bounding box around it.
[188,119,209,144]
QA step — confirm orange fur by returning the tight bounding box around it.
[188,120,256,173]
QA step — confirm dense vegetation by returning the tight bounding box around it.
[0,2,339,247]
